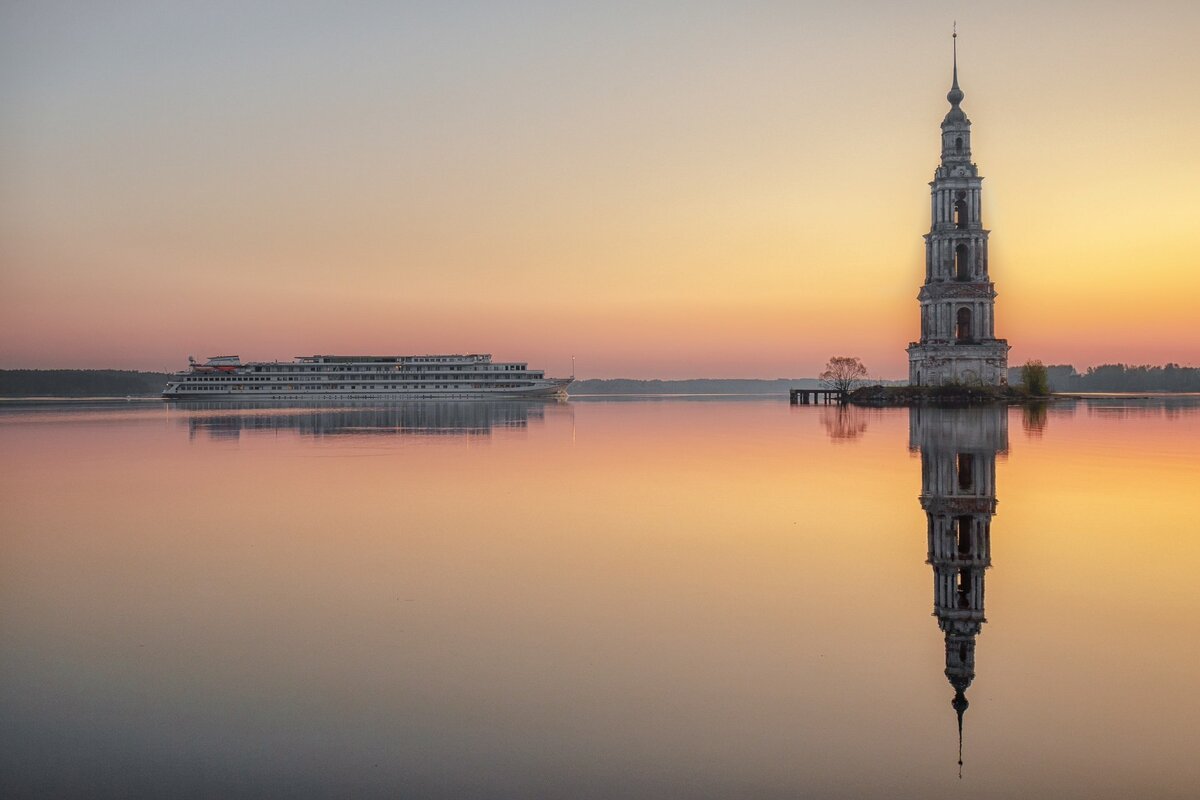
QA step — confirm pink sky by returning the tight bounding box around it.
[2,3,1198,378]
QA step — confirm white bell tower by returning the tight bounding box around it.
[907,29,1010,385]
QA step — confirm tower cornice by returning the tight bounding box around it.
[918,283,997,301]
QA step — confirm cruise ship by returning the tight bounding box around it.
[162,354,573,400]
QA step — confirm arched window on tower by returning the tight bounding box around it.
[956,307,973,342]
[955,136,963,153]
[955,516,972,555]
[956,453,974,492]
[954,200,968,229]
[955,244,970,280]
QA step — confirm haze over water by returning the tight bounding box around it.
[2,397,1198,798]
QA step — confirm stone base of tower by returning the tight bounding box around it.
[908,340,1009,387]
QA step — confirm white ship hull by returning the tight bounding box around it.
[162,382,570,401]
[162,354,573,401]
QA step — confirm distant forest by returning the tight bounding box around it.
[1008,364,1200,393]
[570,378,825,395]
[2,365,1197,397]
[0,370,171,397]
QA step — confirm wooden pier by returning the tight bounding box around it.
[790,388,844,405]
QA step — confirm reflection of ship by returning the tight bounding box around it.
[909,407,1008,775]
[163,354,573,400]
[173,400,562,440]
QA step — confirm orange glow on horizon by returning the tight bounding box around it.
[2,4,1198,377]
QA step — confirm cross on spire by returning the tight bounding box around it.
[952,22,959,90]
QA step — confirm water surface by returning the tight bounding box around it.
[2,397,1198,798]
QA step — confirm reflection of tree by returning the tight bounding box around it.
[1022,403,1048,438]
[820,405,870,442]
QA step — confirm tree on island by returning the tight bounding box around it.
[1020,360,1050,396]
[819,356,869,395]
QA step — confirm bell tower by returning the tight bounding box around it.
[907,29,1010,385]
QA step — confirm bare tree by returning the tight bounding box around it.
[819,356,869,395]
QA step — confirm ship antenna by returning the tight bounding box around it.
[571,355,576,379]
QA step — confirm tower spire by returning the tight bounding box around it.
[947,24,964,107]
[953,688,969,778]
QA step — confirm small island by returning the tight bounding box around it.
[846,382,1042,407]
[814,357,1052,407]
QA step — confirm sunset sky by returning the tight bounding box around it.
[2,1,1197,378]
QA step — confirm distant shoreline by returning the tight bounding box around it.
[0,371,842,399]
[0,370,172,398]
[567,378,836,395]
[3,369,1199,399]
[3,391,1199,406]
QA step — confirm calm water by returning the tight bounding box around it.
[2,397,1198,799]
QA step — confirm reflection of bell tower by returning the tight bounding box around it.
[909,407,1008,773]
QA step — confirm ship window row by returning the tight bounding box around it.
[189,373,539,382]
[404,356,493,364]
[240,367,528,375]
[247,364,523,373]
[182,382,531,389]
[189,375,539,382]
